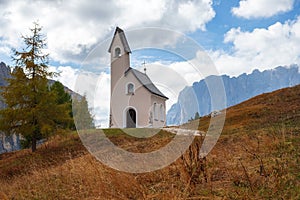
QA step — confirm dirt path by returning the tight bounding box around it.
[162,128,205,136]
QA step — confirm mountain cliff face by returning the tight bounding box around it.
[0,62,11,108]
[0,62,21,153]
[167,65,300,125]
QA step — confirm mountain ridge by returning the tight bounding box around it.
[167,64,300,125]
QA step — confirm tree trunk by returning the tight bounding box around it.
[32,119,38,152]
[32,135,37,152]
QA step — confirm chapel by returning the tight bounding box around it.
[109,27,168,128]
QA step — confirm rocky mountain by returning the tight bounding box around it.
[0,62,20,153]
[0,62,11,108]
[167,65,300,125]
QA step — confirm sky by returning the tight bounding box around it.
[0,0,299,127]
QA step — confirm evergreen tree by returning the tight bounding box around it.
[50,81,71,105]
[0,23,70,152]
[72,95,95,130]
[50,81,75,129]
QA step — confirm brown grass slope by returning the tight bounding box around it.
[0,85,299,199]
[199,84,300,134]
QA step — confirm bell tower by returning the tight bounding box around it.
[108,27,131,127]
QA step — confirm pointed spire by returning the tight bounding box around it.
[108,27,131,53]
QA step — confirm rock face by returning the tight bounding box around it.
[0,62,20,153]
[0,133,20,154]
[0,62,11,81]
[167,65,300,125]
[0,62,11,108]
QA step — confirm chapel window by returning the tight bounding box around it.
[160,104,164,121]
[154,103,158,120]
[127,83,134,94]
[115,47,121,57]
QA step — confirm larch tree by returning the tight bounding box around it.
[0,23,70,152]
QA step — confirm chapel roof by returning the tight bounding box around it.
[125,67,168,99]
[108,27,131,53]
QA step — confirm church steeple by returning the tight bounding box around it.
[108,27,131,69]
[109,27,131,127]
[109,26,131,79]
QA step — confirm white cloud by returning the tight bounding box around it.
[0,44,10,57]
[210,16,300,76]
[232,0,294,19]
[172,0,215,32]
[0,0,215,65]
[50,66,79,90]
[116,0,166,28]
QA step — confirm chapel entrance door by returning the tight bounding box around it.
[126,108,136,128]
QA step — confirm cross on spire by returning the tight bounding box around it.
[142,60,146,74]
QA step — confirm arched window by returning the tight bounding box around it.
[160,104,164,121]
[154,103,158,120]
[115,47,121,57]
[127,83,134,94]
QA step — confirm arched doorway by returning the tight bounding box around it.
[126,108,136,128]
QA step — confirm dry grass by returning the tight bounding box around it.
[199,85,300,135]
[0,85,299,199]
[1,155,144,199]
[0,133,144,200]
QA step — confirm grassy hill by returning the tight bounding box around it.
[0,85,299,199]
